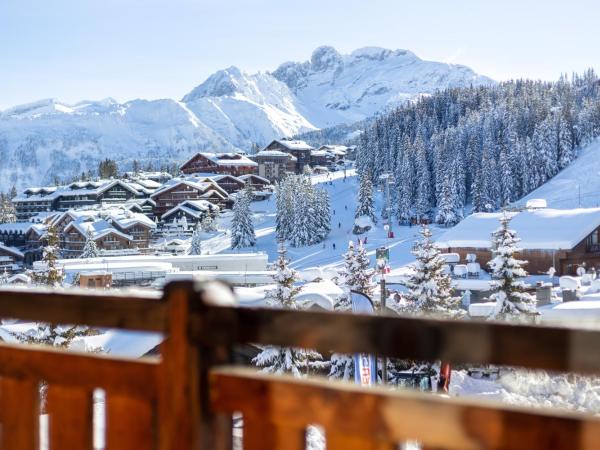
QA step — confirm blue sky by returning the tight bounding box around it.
[1,0,599,109]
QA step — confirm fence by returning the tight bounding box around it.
[0,281,598,449]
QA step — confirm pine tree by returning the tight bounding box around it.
[488,213,537,321]
[435,173,460,226]
[414,136,433,222]
[80,229,100,259]
[353,174,376,234]
[253,244,323,376]
[14,324,98,348]
[35,225,64,287]
[188,223,203,255]
[402,225,462,318]
[340,241,373,297]
[329,241,373,380]
[200,212,217,232]
[231,187,256,249]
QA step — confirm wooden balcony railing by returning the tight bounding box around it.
[0,280,599,449]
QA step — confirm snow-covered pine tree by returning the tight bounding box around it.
[414,136,433,222]
[289,179,314,247]
[353,174,376,234]
[314,188,331,241]
[200,212,217,232]
[341,241,373,297]
[35,225,64,287]
[231,186,256,249]
[253,243,323,376]
[402,225,462,318]
[80,229,100,259]
[275,177,294,241]
[0,196,16,224]
[488,213,537,322]
[14,324,98,348]
[329,241,374,380]
[435,173,460,227]
[188,223,203,255]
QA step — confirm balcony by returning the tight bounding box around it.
[0,281,598,449]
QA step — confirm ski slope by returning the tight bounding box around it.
[518,138,600,209]
[205,169,443,271]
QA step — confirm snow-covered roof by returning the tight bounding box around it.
[185,152,258,167]
[14,178,158,203]
[436,208,600,250]
[0,222,33,233]
[7,273,31,284]
[65,219,134,242]
[270,139,313,151]
[150,176,228,199]
[162,200,218,220]
[238,174,271,184]
[254,150,297,159]
[0,244,24,258]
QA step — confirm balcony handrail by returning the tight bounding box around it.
[0,281,598,449]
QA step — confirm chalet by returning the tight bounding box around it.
[250,150,297,181]
[150,177,231,218]
[161,200,219,228]
[310,149,337,168]
[63,220,135,258]
[317,144,356,161]
[192,174,246,194]
[436,207,600,276]
[239,174,272,191]
[46,206,156,258]
[14,179,160,221]
[0,244,24,272]
[180,152,258,176]
[262,139,313,173]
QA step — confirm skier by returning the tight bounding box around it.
[345,205,348,211]
[364,236,368,244]
[332,243,336,251]
[338,222,341,229]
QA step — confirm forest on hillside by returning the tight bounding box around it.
[355,70,600,226]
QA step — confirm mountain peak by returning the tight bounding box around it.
[182,66,245,101]
[310,46,343,71]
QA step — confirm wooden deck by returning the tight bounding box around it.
[0,280,598,449]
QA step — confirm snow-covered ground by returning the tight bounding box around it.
[518,138,600,209]
[204,168,436,273]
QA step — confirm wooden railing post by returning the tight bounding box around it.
[158,281,235,450]
[158,281,201,450]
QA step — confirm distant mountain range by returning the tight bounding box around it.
[0,46,493,190]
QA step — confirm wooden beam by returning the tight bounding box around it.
[0,377,39,450]
[210,367,600,450]
[0,288,166,332]
[194,304,600,375]
[0,343,159,399]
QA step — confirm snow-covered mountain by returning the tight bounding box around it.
[0,46,493,190]
[272,46,493,127]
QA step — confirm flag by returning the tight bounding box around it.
[351,291,377,386]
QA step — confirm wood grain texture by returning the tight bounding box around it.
[0,288,166,332]
[106,392,154,450]
[192,302,600,375]
[243,417,305,450]
[46,384,93,450]
[0,343,159,399]
[0,377,39,450]
[211,367,600,450]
